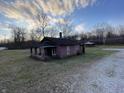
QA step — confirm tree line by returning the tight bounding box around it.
[81,23,124,45]
[1,13,124,49]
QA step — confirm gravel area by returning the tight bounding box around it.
[45,48,124,93]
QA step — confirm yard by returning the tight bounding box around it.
[0,47,114,93]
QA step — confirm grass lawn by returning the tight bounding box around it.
[0,47,115,93]
[98,45,124,48]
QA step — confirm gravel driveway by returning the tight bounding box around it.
[48,48,124,93]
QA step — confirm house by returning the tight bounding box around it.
[30,33,85,60]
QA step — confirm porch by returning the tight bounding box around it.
[30,46,57,60]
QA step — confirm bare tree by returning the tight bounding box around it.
[36,12,49,38]
[118,25,124,37]
[45,28,58,37]
[57,17,73,38]
[10,26,26,43]
[30,29,37,41]
[92,23,114,44]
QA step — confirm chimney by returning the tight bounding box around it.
[59,32,62,38]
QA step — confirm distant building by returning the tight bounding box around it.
[85,41,95,47]
[30,33,85,60]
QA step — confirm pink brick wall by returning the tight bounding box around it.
[56,45,81,58]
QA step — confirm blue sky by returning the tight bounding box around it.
[72,0,124,30]
[0,0,124,40]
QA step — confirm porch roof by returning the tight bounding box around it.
[40,46,56,48]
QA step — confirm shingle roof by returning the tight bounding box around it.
[30,40,41,47]
[41,37,81,46]
[31,37,84,48]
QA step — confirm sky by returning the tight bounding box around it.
[0,0,124,40]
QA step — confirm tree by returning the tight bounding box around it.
[36,12,49,38]
[118,25,124,37]
[57,17,73,38]
[30,29,37,41]
[45,28,58,37]
[11,26,26,43]
[92,23,115,44]
[62,17,73,37]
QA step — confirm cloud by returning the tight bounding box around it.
[0,0,96,31]
[0,21,12,31]
[75,23,85,34]
[0,23,8,28]
[0,35,4,41]
[0,23,11,34]
[36,0,96,16]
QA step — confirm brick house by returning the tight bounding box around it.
[30,33,85,60]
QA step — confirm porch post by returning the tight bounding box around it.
[30,47,33,55]
[39,48,41,55]
[42,47,45,57]
[82,45,85,54]
[35,47,37,55]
